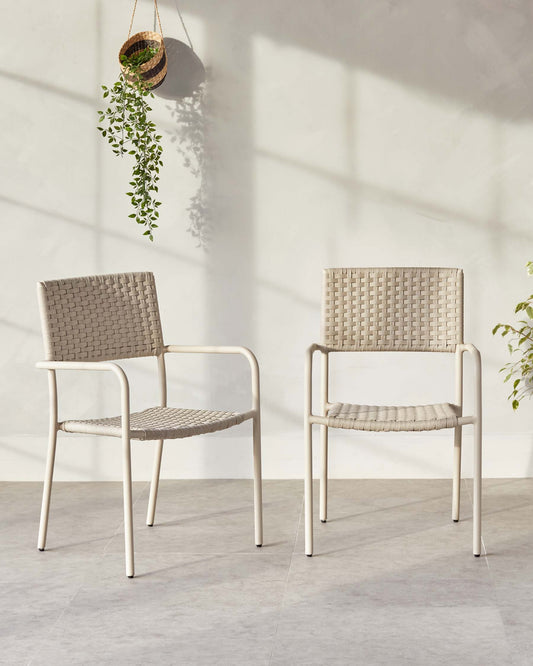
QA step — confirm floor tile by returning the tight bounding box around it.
[270,606,511,666]
[28,552,288,666]
[0,479,530,665]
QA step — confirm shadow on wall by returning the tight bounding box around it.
[170,0,533,474]
[155,38,206,100]
[166,84,212,248]
[155,38,211,247]
[181,0,533,121]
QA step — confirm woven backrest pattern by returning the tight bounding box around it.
[37,272,163,361]
[322,267,463,352]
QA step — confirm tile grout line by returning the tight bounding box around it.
[267,492,304,666]
[102,480,150,556]
[26,581,87,666]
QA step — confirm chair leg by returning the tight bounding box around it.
[146,440,164,527]
[253,414,263,546]
[473,420,482,557]
[122,436,135,578]
[452,426,462,522]
[37,425,58,551]
[320,425,328,523]
[305,420,313,556]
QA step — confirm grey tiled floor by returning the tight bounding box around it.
[2,479,533,665]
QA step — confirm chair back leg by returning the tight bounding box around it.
[320,425,328,522]
[146,440,164,526]
[253,414,263,546]
[452,426,462,522]
[38,428,57,550]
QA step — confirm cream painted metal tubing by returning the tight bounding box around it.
[146,354,167,527]
[305,343,324,556]
[457,343,483,556]
[154,345,263,546]
[320,352,329,523]
[37,369,58,553]
[453,347,464,523]
[35,360,135,578]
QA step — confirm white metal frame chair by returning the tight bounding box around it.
[304,267,482,557]
[36,272,263,578]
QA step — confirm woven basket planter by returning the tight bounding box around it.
[119,31,167,90]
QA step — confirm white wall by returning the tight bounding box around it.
[2,0,533,480]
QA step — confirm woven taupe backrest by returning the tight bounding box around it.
[37,272,163,361]
[322,267,463,352]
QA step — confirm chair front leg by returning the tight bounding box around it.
[122,434,134,578]
[305,420,314,556]
[319,352,329,523]
[304,344,319,556]
[117,369,134,578]
[38,370,58,551]
[452,346,463,523]
[473,417,482,556]
[459,343,482,557]
[253,413,263,546]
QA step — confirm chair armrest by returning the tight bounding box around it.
[163,345,260,413]
[305,343,326,419]
[37,360,125,374]
[456,344,482,422]
[36,361,130,431]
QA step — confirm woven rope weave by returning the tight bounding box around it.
[317,402,461,432]
[60,406,250,440]
[322,267,463,352]
[38,272,163,362]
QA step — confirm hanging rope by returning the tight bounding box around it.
[127,0,138,39]
[174,0,194,51]
[128,0,164,39]
[128,0,194,52]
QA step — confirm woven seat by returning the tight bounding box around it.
[60,406,251,440]
[304,267,482,558]
[317,402,462,432]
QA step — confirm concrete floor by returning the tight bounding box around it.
[2,478,533,665]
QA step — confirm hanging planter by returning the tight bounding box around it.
[119,30,167,90]
[97,0,166,241]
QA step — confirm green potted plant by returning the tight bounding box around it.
[98,41,164,241]
[493,262,533,409]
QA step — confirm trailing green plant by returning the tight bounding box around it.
[97,46,163,241]
[493,261,533,410]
